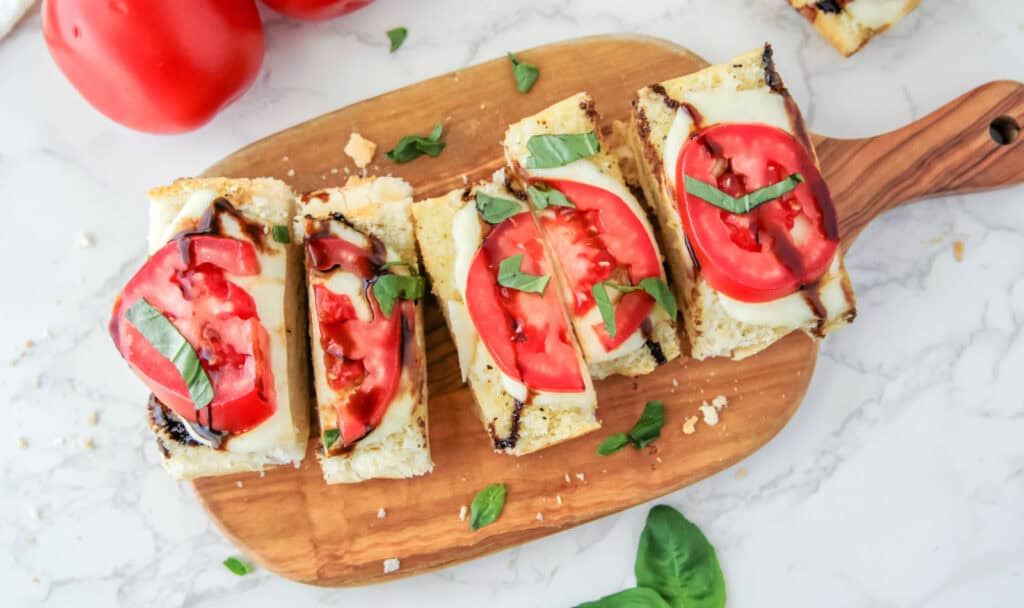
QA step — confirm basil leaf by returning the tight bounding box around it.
[372,274,425,317]
[386,27,407,52]
[635,505,726,608]
[497,254,550,294]
[597,432,631,456]
[592,281,621,338]
[629,400,665,448]
[223,556,254,576]
[272,225,290,244]
[575,587,671,608]
[126,298,214,410]
[386,123,446,163]
[475,191,521,224]
[508,52,539,93]
[527,184,574,210]
[684,173,804,214]
[322,428,340,449]
[469,483,507,530]
[638,277,677,321]
[524,132,600,169]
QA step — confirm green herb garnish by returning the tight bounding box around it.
[635,505,726,608]
[322,428,340,449]
[223,556,254,576]
[523,132,600,169]
[475,191,521,224]
[386,27,407,52]
[386,123,446,163]
[508,52,539,93]
[597,400,665,456]
[497,254,550,294]
[576,587,671,608]
[372,274,425,317]
[126,298,213,410]
[272,225,290,244]
[592,278,677,338]
[469,483,507,530]
[684,173,804,214]
[527,184,574,210]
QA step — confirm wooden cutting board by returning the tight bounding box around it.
[196,35,1024,586]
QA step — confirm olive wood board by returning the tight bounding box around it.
[195,35,1024,586]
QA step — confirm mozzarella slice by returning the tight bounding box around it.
[846,0,913,29]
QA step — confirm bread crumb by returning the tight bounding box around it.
[330,168,339,174]
[682,416,699,435]
[671,378,679,388]
[480,103,487,109]
[535,512,544,521]
[236,480,244,488]
[699,402,719,426]
[25,340,34,349]
[461,174,469,185]
[377,507,387,520]
[15,436,28,449]
[556,495,563,505]
[383,558,401,574]
[345,132,378,169]
[575,473,585,482]
[459,505,468,521]
[85,411,98,426]
[81,437,94,450]
[76,231,95,249]
[736,467,748,479]
[258,470,266,478]
[711,395,728,410]
[953,240,965,263]
[564,472,571,483]
[281,155,289,162]
[287,168,295,177]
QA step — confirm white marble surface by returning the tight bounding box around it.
[2,1,1023,606]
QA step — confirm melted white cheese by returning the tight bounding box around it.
[527,159,664,364]
[846,0,912,30]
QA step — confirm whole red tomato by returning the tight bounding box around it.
[42,0,265,134]
[262,0,374,21]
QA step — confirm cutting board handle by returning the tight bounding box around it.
[818,80,1024,247]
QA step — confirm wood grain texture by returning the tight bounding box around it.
[195,35,1024,587]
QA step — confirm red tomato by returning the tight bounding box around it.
[307,235,406,446]
[261,0,374,20]
[676,123,838,302]
[42,0,264,134]
[535,179,662,350]
[465,212,586,393]
[110,237,275,434]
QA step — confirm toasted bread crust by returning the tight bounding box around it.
[788,0,921,56]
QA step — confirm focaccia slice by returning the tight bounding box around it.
[119,177,310,479]
[788,0,921,56]
[412,173,599,456]
[629,46,856,361]
[503,92,681,380]
[297,177,431,483]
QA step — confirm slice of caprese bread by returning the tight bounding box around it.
[413,172,599,456]
[297,177,432,483]
[110,178,310,479]
[629,45,856,361]
[788,0,921,56]
[503,93,681,380]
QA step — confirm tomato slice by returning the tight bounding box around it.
[465,212,585,393]
[535,179,662,350]
[676,123,838,302]
[110,236,274,434]
[307,235,406,447]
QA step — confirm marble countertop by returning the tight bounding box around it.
[2,1,1023,606]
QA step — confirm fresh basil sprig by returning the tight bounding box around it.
[592,278,677,338]
[574,505,726,608]
[597,400,665,456]
[223,556,254,576]
[272,225,290,244]
[527,184,575,210]
[508,52,540,93]
[475,191,521,224]
[386,27,407,52]
[386,123,446,163]
[373,274,425,317]
[684,173,804,214]
[523,132,600,169]
[497,254,550,294]
[635,506,726,608]
[322,428,340,450]
[126,298,214,410]
[469,483,507,530]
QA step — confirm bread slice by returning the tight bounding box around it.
[788,0,920,56]
[142,177,310,479]
[629,46,856,360]
[412,173,599,456]
[296,177,432,483]
[502,92,681,379]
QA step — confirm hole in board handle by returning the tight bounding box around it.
[989,116,1020,146]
